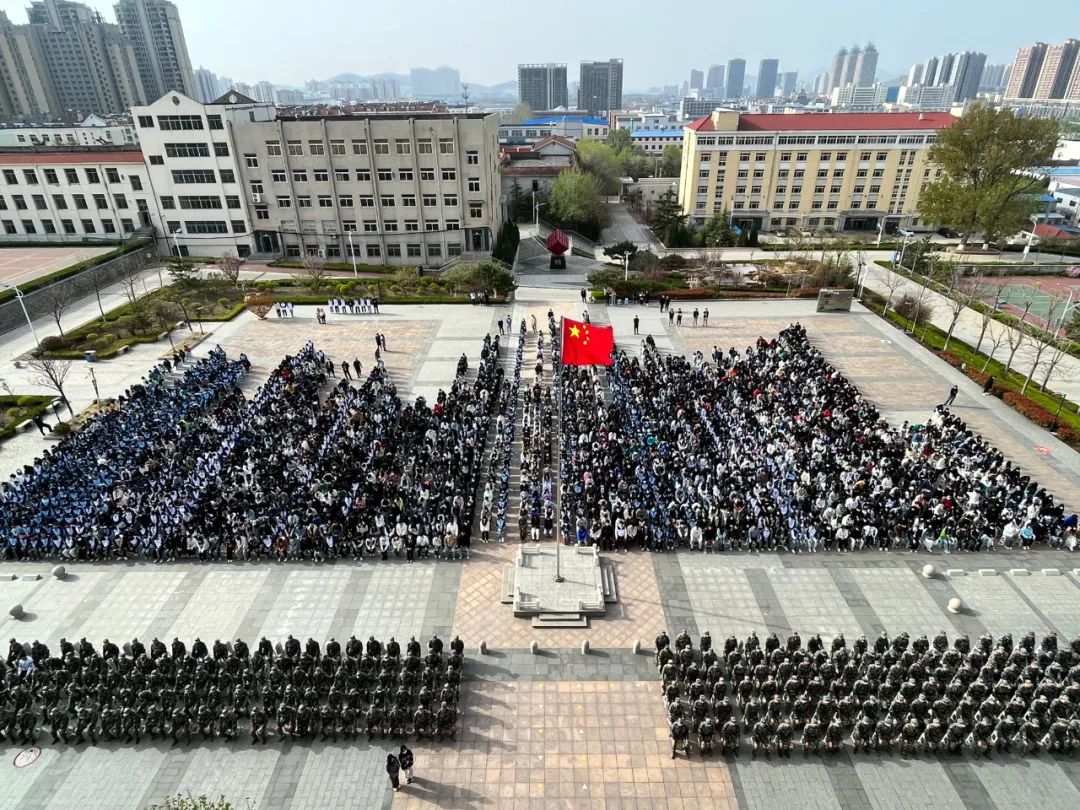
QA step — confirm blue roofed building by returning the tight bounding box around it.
[498,114,609,146]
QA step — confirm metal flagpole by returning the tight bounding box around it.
[554,315,564,584]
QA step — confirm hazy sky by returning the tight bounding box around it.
[1,0,1069,88]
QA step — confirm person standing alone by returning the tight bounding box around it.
[942,385,958,408]
[399,744,415,784]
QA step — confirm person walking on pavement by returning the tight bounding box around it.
[32,415,51,435]
[399,744,415,784]
[580,288,587,303]
[982,376,995,397]
[676,308,683,327]
[386,753,402,792]
[353,358,363,379]
[703,308,709,326]
[692,308,699,326]
[942,385,958,408]
[633,315,640,335]
[341,361,352,380]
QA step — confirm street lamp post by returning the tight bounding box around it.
[534,201,546,229]
[88,366,100,404]
[0,282,40,351]
[347,231,358,278]
[896,234,911,270]
[856,261,868,299]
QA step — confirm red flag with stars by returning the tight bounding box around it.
[561,317,614,366]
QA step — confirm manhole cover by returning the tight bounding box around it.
[13,747,40,768]
[1035,446,1052,456]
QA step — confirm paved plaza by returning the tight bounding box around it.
[2,275,1080,809]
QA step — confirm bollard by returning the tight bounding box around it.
[581,639,590,655]
[530,640,539,655]
[479,640,488,656]
[51,565,66,580]
[922,564,936,579]
[8,603,24,619]
[632,639,642,655]
[947,597,963,614]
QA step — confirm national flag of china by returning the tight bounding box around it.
[561,317,614,366]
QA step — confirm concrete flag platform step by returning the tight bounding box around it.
[531,613,589,629]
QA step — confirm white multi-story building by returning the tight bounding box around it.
[830,84,889,111]
[0,148,156,241]
[131,91,274,257]
[0,114,137,148]
[132,91,504,263]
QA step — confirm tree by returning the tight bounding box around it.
[606,128,633,152]
[603,240,637,271]
[969,271,1009,354]
[148,300,181,347]
[41,284,73,337]
[507,180,532,223]
[919,106,1059,250]
[219,252,242,286]
[981,321,1007,372]
[167,255,199,288]
[1002,323,1027,373]
[296,253,328,292]
[939,264,972,351]
[658,144,683,178]
[87,264,109,319]
[548,169,604,227]
[1020,322,1054,394]
[701,211,737,247]
[443,261,516,297]
[492,222,520,265]
[649,189,685,234]
[29,358,73,415]
[509,102,533,124]
[879,266,907,314]
[575,140,622,194]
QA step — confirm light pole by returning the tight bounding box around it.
[347,231,358,278]
[623,252,629,281]
[0,282,40,351]
[896,234,911,270]
[170,226,183,258]
[534,200,546,229]
[856,261,867,299]
[88,366,100,404]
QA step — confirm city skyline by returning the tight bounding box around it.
[0,0,1066,89]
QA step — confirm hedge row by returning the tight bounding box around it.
[266,260,398,274]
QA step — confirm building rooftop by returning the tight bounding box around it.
[520,115,609,127]
[629,129,683,139]
[501,155,573,176]
[688,111,956,132]
[0,150,144,164]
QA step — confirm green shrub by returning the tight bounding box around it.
[52,422,71,437]
[40,335,68,351]
[16,395,42,406]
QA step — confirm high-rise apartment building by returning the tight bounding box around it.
[689,69,704,93]
[839,45,861,87]
[725,58,745,99]
[1005,42,1048,98]
[854,44,878,87]
[194,67,219,103]
[113,0,195,101]
[979,63,1007,92]
[947,51,987,102]
[517,63,568,110]
[780,71,798,96]
[705,64,725,98]
[679,109,954,232]
[756,59,779,98]
[253,80,275,104]
[906,63,924,87]
[923,56,941,86]
[827,48,847,92]
[1032,39,1079,99]
[26,0,144,115]
[0,11,59,117]
[578,59,622,114]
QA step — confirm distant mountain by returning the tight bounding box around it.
[317,73,516,99]
[324,72,407,84]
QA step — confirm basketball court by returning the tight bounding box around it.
[0,245,116,288]
[987,274,1080,333]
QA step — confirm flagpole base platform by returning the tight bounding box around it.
[506,544,615,621]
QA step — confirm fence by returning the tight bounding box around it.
[0,242,155,337]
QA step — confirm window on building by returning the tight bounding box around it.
[330,140,346,155]
[171,169,216,184]
[383,220,398,232]
[113,194,128,209]
[297,195,312,208]
[292,170,308,182]
[101,220,116,234]
[2,169,16,184]
[92,193,107,209]
[20,219,36,233]
[401,194,417,207]
[395,140,412,155]
[50,193,66,209]
[404,220,419,231]
[352,140,367,155]
[271,170,287,183]
[406,243,421,257]
[466,150,479,165]
[85,168,100,183]
[60,169,77,184]
[467,177,480,192]
[29,194,45,210]
[137,115,154,128]
[334,169,350,181]
[80,219,95,233]
[231,220,245,233]
[468,202,483,219]
[339,195,353,207]
[207,115,223,130]
[380,195,395,207]
[158,115,203,131]
[443,194,458,207]
[420,168,435,181]
[860,151,871,161]
[387,244,402,257]
[277,196,292,208]
[264,140,283,156]
[104,168,120,183]
[356,170,371,181]
[342,220,357,232]
[359,195,374,207]
[445,219,460,230]
[12,195,25,210]
[185,221,228,234]
[42,169,58,185]
[220,169,235,183]
[373,139,390,155]
[377,169,393,181]
[441,169,456,181]
[428,244,442,257]
[366,244,381,257]
[318,195,333,208]
[1,220,14,234]
[424,221,440,231]
[422,194,437,207]
[417,140,433,154]
[250,180,264,194]
[245,154,259,168]
[254,205,269,220]
[399,169,413,181]
[438,139,455,155]
[178,195,221,209]
[287,141,304,156]
[309,141,325,156]
[72,194,86,209]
